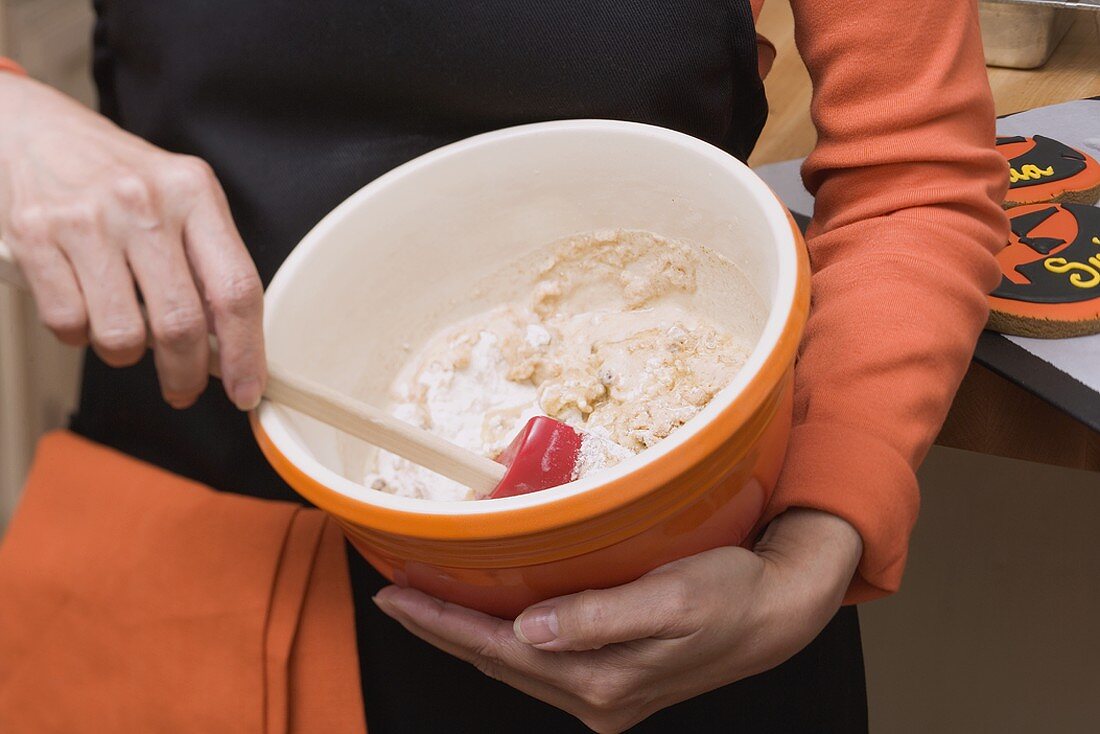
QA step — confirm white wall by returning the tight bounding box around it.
[0,0,92,528]
[863,446,1100,732]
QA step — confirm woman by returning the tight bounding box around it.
[0,0,1006,730]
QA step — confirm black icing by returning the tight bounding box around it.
[1009,206,1065,254]
[1002,135,1088,189]
[993,203,1100,304]
[996,135,1027,145]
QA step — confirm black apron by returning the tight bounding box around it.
[76,2,867,731]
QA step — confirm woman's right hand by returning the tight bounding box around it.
[0,72,266,410]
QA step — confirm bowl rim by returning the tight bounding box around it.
[253,118,810,538]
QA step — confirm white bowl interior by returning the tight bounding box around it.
[258,120,797,515]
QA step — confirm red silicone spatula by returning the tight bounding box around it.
[489,416,584,498]
[0,241,582,499]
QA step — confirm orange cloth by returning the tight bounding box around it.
[0,56,27,76]
[0,431,367,734]
[752,0,1009,602]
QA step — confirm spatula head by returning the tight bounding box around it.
[489,416,583,499]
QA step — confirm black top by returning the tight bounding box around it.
[77,2,866,730]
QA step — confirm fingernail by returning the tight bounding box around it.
[232,377,262,411]
[372,587,412,616]
[514,606,559,645]
[372,587,396,610]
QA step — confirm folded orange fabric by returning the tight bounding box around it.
[0,431,366,734]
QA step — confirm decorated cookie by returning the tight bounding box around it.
[996,135,1100,208]
[988,202,1100,338]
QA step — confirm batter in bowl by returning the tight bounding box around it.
[365,230,759,501]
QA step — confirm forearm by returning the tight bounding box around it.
[769,0,1009,601]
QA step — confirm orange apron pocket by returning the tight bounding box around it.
[0,431,365,734]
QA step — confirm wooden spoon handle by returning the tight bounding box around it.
[257,360,503,493]
[0,239,504,493]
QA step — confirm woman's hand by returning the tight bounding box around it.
[374,508,862,733]
[0,73,265,410]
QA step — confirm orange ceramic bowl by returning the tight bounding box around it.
[252,120,810,618]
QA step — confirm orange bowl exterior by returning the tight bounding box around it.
[252,217,809,618]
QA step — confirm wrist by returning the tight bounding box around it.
[0,61,38,112]
[754,509,862,620]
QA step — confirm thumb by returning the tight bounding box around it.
[513,571,699,652]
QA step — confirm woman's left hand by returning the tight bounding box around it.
[374,508,862,733]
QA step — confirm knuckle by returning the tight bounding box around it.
[40,304,87,335]
[468,630,515,675]
[584,678,625,712]
[583,715,631,734]
[578,668,639,714]
[662,576,697,621]
[160,155,214,196]
[153,306,206,347]
[570,591,606,636]
[110,174,155,210]
[7,206,50,242]
[209,271,262,317]
[471,656,505,683]
[95,322,146,353]
[470,635,499,662]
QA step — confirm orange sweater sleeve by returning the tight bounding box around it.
[758,0,1010,603]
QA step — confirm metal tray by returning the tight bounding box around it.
[979,1,1077,69]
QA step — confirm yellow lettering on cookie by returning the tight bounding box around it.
[1009,164,1055,183]
[1044,257,1100,288]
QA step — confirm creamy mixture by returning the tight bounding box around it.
[365,230,755,501]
